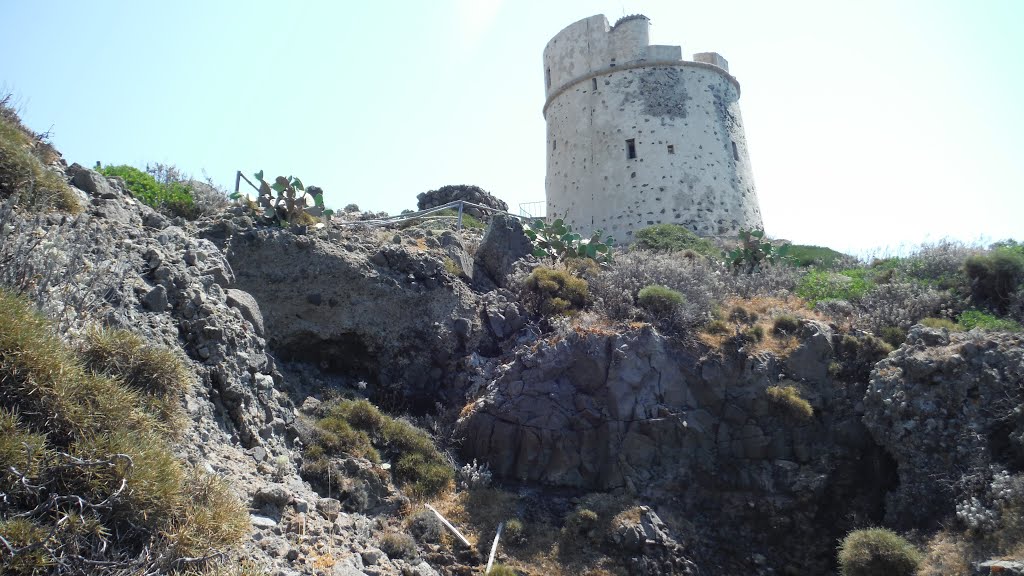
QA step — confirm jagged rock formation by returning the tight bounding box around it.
[456,322,900,572]
[864,325,1024,529]
[8,159,1023,575]
[220,225,483,408]
[417,184,508,220]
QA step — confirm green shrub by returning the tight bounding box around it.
[728,305,759,324]
[833,334,894,383]
[957,309,1022,332]
[772,315,801,336]
[379,531,417,559]
[920,317,958,331]
[504,518,525,545]
[524,266,589,316]
[407,509,443,543]
[487,564,518,576]
[564,508,599,536]
[797,269,872,304]
[0,106,78,213]
[879,325,906,348]
[765,385,813,421]
[704,319,730,335]
[744,324,765,342]
[307,398,453,498]
[786,244,851,268]
[99,164,199,218]
[637,284,684,316]
[964,247,1024,314]
[433,208,484,229]
[633,223,716,256]
[724,228,790,273]
[838,527,922,576]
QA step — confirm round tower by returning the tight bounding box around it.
[543,14,763,242]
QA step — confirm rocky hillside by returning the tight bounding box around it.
[3,101,1024,576]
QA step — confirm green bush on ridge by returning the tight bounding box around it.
[99,163,199,218]
[633,223,717,256]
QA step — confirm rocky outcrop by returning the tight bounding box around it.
[223,226,483,406]
[417,184,508,220]
[456,321,899,573]
[473,213,534,288]
[863,325,1024,529]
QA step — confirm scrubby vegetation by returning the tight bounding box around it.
[0,94,78,213]
[786,244,853,268]
[525,218,613,264]
[837,527,921,576]
[523,265,589,316]
[636,284,685,317]
[99,163,200,218]
[0,289,248,573]
[765,384,814,421]
[632,223,717,256]
[302,398,453,498]
[79,327,191,434]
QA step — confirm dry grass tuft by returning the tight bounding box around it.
[0,96,78,213]
[79,326,190,434]
[0,288,248,573]
[699,296,825,356]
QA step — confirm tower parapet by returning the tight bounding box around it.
[543,15,763,241]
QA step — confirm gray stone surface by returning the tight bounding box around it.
[473,214,534,288]
[864,326,1024,529]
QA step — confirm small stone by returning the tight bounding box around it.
[142,285,168,311]
[453,318,471,337]
[317,497,342,521]
[250,514,278,528]
[362,548,383,565]
[253,485,292,508]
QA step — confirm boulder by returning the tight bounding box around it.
[473,214,534,288]
[416,184,508,221]
[863,327,1024,529]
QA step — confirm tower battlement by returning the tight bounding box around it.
[543,14,763,241]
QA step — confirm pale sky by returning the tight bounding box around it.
[3,1,1021,254]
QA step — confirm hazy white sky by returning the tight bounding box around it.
[3,1,1021,254]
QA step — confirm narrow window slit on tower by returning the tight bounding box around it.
[732,141,739,161]
[667,144,675,154]
[592,77,598,90]
[546,68,552,89]
[626,139,637,159]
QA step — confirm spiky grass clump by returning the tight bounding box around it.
[79,327,191,434]
[523,266,589,317]
[0,96,78,213]
[838,528,922,576]
[765,385,814,422]
[0,289,248,573]
[306,398,453,498]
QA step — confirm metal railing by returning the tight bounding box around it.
[518,201,546,221]
[337,200,523,231]
[234,171,534,231]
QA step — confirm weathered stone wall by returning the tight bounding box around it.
[543,14,763,241]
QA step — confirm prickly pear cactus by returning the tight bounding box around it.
[524,218,614,265]
[230,171,334,225]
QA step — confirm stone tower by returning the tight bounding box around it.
[543,14,763,241]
